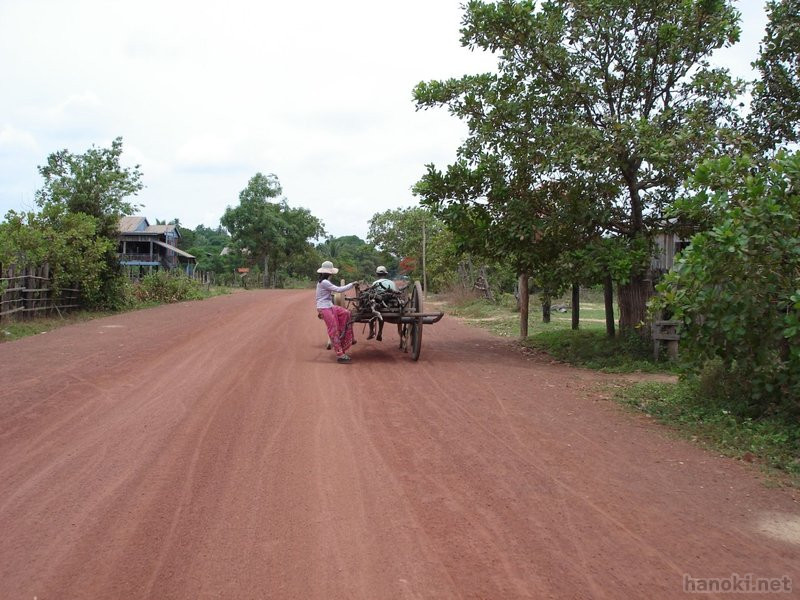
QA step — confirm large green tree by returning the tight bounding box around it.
[36,137,143,237]
[27,137,143,307]
[415,0,743,332]
[221,173,324,287]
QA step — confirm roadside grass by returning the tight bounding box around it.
[441,291,674,373]
[0,285,231,343]
[615,380,800,484]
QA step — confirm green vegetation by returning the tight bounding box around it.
[616,380,800,482]
[127,271,213,305]
[444,291,670,373]
[221,173,324,288]
[527,330,667,373]
[1,138,142,309]
[178,224,238,278]
[316,234,396,283]
[654,152,800,406]
[414,0,743,334]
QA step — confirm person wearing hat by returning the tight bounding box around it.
[316,261,358,363]
[371,265,397,293]
[367,266,398,341]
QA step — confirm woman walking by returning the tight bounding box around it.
[316,261,359,363]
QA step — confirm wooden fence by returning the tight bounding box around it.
[0,264,81,322]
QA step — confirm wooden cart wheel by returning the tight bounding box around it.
[410,281,424,361]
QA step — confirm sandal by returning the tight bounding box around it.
[337,354,352,364]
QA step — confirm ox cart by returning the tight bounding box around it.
[335,280,444,361]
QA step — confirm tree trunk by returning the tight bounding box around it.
[263,256,269,288]
[518,272,529,339]
[457,261,468,291]
[542,297,551,323]
[604,273,616,338]
[474,265,493,301]
[571,284,579,330]
[618,272,653,334]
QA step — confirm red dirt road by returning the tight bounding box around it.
[1,290,798,599]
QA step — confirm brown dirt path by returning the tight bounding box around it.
[0,290,798,599]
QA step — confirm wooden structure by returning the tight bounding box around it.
[0,264,80,322]
[652,320,680,361]
[117,217,196,277]
[651,231,691,274]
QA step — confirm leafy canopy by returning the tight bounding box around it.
[35,136,143,236]
[221,173,324,284]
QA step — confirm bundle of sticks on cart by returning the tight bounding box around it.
[339,280,444,361]
[354,285,406,340]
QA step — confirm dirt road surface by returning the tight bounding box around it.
[1,290,798,599]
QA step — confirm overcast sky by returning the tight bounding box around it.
[0,0,769,240]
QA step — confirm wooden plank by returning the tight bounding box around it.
[653,333,681,341]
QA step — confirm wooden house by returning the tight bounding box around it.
[117,216,196,277]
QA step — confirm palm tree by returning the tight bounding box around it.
[317,236,342,260]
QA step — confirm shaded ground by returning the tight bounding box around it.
[0,290,798,599]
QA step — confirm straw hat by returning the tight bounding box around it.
[317,260,339,274]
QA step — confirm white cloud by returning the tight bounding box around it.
[0,125,38,153]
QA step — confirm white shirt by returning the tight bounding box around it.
[372,278,397,292]
[316,279,355,309]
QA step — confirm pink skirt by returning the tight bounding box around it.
[318,306,353,356]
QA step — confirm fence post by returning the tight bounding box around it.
[23,267,31,320]
[43,262,51,316]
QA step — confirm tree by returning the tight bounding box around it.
[31,137,143,307]
[750,0,800,151]
[415,0,743,333]
[317,235,397,282]
[0,205,117,306]
[36,137,143,237]
[368,207,455,291]
[221,173,324,287]
[652,152,800,406]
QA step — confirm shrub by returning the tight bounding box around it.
[129,271,205,304]
[653,152,800,408]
